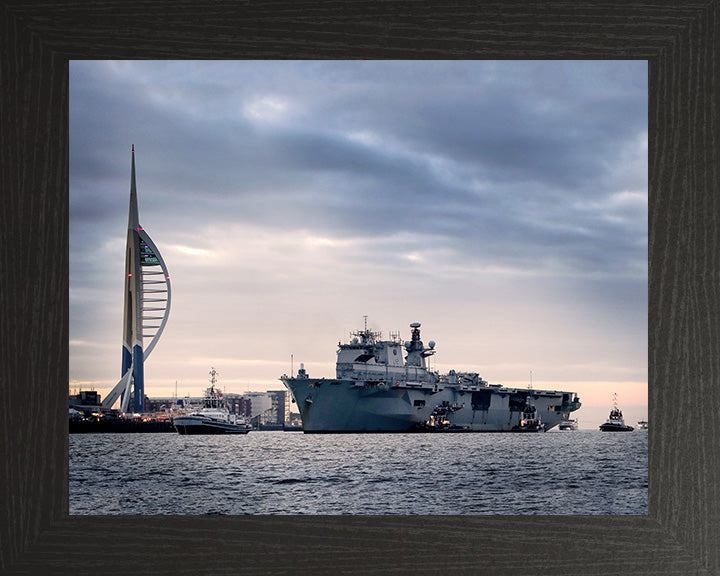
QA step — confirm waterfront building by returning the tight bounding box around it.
[241,390,287,425]
[68,390,102,415]
[223,394,253,418]
[145,394,253,418]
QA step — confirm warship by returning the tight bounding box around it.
[280,322,581,433]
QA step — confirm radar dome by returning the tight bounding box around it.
[352,337,359,344]
[405,341,412,350]
[428,340,435,348]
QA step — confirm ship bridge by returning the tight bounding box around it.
[335,322,439,383]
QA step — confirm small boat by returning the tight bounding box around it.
[599,394,634,432]
[423,402,467,431]
[512,398,545,432]
[637,419,648,430]
[558,418,578,431]
[173,368,252,435]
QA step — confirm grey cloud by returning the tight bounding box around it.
[70,61,647,392]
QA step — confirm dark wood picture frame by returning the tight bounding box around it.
[1,2,718,574]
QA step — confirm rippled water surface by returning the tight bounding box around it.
[70,430,647,515]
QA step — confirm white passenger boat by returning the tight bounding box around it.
[173,368,251,435]
[558,418,578,430]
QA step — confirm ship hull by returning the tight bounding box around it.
[173,415,251,435]
[282,378,580,433]
[599,423,634,432]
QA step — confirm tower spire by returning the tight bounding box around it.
[128,144,140,230]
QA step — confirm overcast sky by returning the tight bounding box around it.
[70,60,648,426]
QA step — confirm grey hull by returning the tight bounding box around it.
[282,378,580,433]
[172,416,251,435]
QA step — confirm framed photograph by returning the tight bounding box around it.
[2,2,718,574]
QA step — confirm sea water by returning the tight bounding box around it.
[69,430,647,515]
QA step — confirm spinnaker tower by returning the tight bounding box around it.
[102,146,171,412]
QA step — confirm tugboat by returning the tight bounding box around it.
[512,398,545,432]
[423,402,468,431]
[558,418,578,431]
[173,368,252,435]
[637,419,648,430]
[599,394,634,432]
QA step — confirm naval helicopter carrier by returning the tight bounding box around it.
[280,322,581,433]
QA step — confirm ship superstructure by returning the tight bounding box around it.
[281,322,581,433]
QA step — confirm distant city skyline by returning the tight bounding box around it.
[70,60,648,426]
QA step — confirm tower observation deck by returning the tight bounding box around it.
[102,146,171,413]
